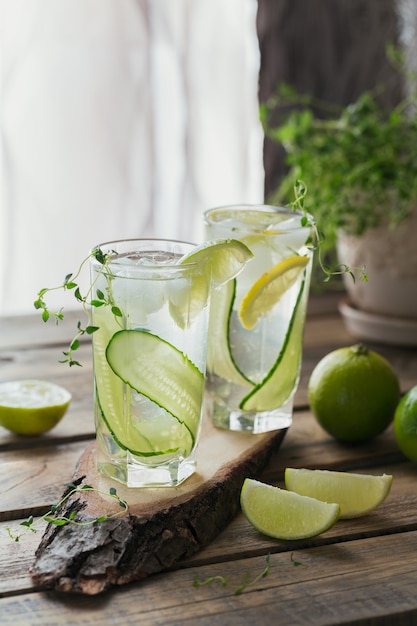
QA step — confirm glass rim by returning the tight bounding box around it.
[203,204,313,232]
[89,237,200,274]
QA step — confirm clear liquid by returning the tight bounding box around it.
[91,243,208,486]
[204,208,313,433]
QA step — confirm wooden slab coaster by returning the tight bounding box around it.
[30,417,287,595]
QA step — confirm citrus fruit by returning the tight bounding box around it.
[285,468,393,519]
[394,385,417,461]
[308,344,400,443]
[240,478,340,540]
[240,277,306,410]
[0,380,71,435]
[238,254,309,330]
[179,239,253,287]
[171,239,253,328]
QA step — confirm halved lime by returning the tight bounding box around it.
[240,478,340,540]
[238,254,309,330]
[105,329,204,455]
[0,380,71,435]
[285,468,393,519]
[240,278,306,411]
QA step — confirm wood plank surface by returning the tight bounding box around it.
[1,532,417,626]
[1,295,417,625]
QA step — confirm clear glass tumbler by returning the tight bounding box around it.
[90,239,211,487]
[204,205,314,434]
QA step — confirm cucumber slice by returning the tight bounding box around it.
[240,277,306,411]
[92,308,182,457]
[207,279,254,388]
[105,329,204,449]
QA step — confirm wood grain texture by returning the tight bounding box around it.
[29,420,287,595]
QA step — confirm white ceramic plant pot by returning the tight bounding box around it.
[337,211,417,346]
[337,211,417,319]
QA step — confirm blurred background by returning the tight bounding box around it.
[0,0,414,315]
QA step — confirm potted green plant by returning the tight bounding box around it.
[262,57,417,346]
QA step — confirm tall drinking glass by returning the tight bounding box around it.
[90,239,212,487]
[204,206,314,434]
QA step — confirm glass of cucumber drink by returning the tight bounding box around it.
[204,206,315,434]
[90,238,251,487]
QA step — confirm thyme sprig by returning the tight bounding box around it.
[193,554,271,595]
[6,483,128,542]
[290,179,368,284]
[33,247,122,366]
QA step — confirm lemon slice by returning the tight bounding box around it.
[285,468,393,519]
[238,254,309,330]
[240,277,306,411]
[240,478,340,540]
[0,380,71,435]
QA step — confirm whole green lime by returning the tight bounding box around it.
[308,344,400,443]
[394,385,417,461]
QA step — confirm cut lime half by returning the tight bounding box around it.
[0,380,71,435]
[240,478,340,540]
[285,468,393,519]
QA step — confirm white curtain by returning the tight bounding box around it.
[0,0,264,315]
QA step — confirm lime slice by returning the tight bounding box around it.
[240,278,306,411]
[170,239,253,329]
[0,380,71,435]
[206,279,254,387]
[240,478,340,540]
[285,468,393,519]
[105,329,204,454]
[179,239,253,287]
[238,254,309,330]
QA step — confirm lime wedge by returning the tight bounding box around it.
[170,239,253,329]
[206,279,254,387]
[179,239,253,287]
[240,278,306,411]
[240,478,340,540]
[285,468,393,519]
[238,254,309,330]
[0,380,71,435]
[105,329,204,454]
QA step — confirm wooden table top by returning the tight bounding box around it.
[1,293,417,626]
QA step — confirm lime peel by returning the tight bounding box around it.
[240,478,340,540]
[285,468,393,519]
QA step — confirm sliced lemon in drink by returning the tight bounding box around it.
[105,329,204,455]
[240,278,306,411]
[285,468,393,519]
[238,254,309,330]
[0,379,71,435]
[240,478,340,540]
[170,239,253,328]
